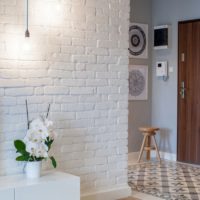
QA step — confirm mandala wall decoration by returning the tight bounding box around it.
[129,23,148,59]
[129,65,148,100]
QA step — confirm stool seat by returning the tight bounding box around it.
[137,127,161,163]
[139,127,160,133]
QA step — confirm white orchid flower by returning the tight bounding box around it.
[35,144,49,158]
[23,117,56,160]
[44,118,53,128]
[24,129,44,143]
[29,118,44,131]
[25,141,38,156]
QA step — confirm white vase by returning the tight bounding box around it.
[25,161,42,179]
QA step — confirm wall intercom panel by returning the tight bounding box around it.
[156,61,168,77]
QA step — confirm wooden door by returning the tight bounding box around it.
[178,19,200,164]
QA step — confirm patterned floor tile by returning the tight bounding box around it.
[128,161,200,200]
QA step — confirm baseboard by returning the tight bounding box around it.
[128,152,139,161]
[128,151,177,163]
[150,151,177,161]
[155,151,177,161]
[81,184,132,200]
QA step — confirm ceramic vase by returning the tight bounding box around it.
[25,161,41,179]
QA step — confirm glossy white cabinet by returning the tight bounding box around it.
[0,172,80,200]
[0,188,14,200]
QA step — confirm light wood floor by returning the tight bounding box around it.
[119,191,163,200]
[119,197,140,200]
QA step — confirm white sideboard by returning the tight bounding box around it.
[0,171,80,200]
[0,188,14,200]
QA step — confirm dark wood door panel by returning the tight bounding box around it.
[178,22,187,162]
[178,20,200,164]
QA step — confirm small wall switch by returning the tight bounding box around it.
[169,67,173,73]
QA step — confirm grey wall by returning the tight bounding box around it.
[152,0,200,154]
[128,0,152,152]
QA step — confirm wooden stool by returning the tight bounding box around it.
[137,127,161,163]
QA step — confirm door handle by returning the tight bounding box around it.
[180,81,186,99]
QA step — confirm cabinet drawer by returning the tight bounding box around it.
[0,188,14,200]
[15,180,80,200]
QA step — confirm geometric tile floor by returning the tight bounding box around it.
[128,161,200,200]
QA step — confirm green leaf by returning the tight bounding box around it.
[18,149,27,155]
[16,155,27,161]
[45,137,54,151]
[50,156,57,168]
[14,140,26,151]
[14,140,30,161]
[35,157,44,162]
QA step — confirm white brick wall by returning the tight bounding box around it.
[0,0,130,194]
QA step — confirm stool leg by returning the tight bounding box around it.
[137,135,147,163]
[152,135,161,163]
[146,136,151,160]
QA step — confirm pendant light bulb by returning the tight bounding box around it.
[56,4,61,11]
[56,0,61,11]
[23,37,31,51]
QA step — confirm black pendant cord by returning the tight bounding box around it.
[25,0,30,37]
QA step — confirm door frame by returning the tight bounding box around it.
[177,18,200,162]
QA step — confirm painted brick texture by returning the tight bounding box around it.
[0,0,130,194]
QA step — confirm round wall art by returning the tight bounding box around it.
[129,70,145,96]
[129,65,148,100]
[129,23,148,59]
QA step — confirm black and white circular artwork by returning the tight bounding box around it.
[129,70,145,96]
[129,65,148,100]
[129,23,148,58]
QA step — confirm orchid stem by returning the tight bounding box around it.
[25,100,30,130]
[46,104,51,119]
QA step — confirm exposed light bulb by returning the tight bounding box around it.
[23,37,31,51]
[56,4,61,11]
